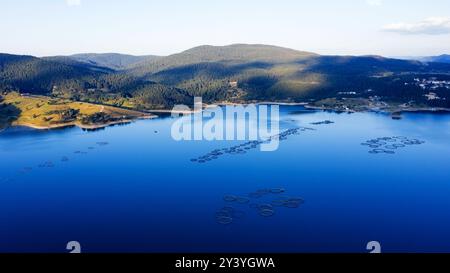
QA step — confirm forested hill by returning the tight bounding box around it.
[0,53,105,93]
[0,53,191,110]
[132,46,450,106]
[2,44,450,110]
[421,55,450,64]
[45,53,161,71]
[130,44,318,76]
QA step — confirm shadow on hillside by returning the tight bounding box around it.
[0,102,21,131]
[148,61,276,84]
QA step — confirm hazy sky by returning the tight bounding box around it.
[1,0,450,57]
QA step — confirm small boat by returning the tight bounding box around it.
[391,112,402,120]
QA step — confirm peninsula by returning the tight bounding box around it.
[0,92,154,130]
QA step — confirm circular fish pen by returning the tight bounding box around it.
[270,188,286,194]
[223,195,238,202]
[364,136,425,155]
[216,216,233,225]
[259,209,275,217]
[258,204,274,211]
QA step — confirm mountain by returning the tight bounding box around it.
[132,45,450,103]
[46,53,161,71]
[130,44,317,76]
[421,55,450,64]
[396,54,450,64]
[0,53,191,109]
[2,45,450,110]
[0,53,105,93]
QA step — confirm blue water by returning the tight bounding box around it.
[1,106,450,253]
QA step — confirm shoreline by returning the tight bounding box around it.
[304,103,450,114]
[2,101,308,131]
[216,101,308,106]
[304,104,356,112]
[9,115,156,131]
[3,99,450,132]
[146,109,202,114]
[1,92,159,131]
[394,107,450,114]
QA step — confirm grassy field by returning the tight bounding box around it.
[0,92,153,130]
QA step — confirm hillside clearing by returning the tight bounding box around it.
[0,92,155,130]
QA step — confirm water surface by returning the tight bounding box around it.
[1,106,450,253]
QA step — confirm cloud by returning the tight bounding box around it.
[366,0,382,6]
[66,0,81,7]
[383,17,450,35]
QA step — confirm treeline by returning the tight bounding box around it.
[0,54,102,93]
[3,45,450,110]
[0,54,194,109]
[129,44,315,76]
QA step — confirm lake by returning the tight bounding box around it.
[1,105,450,253]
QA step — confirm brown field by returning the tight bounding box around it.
[0,92,154,130]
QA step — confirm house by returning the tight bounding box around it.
[424,92,440,100]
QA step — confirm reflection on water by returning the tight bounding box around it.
[1,106,450,253]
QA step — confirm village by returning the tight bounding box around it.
[408,78,450,91]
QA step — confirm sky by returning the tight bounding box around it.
[1,0,449,57]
